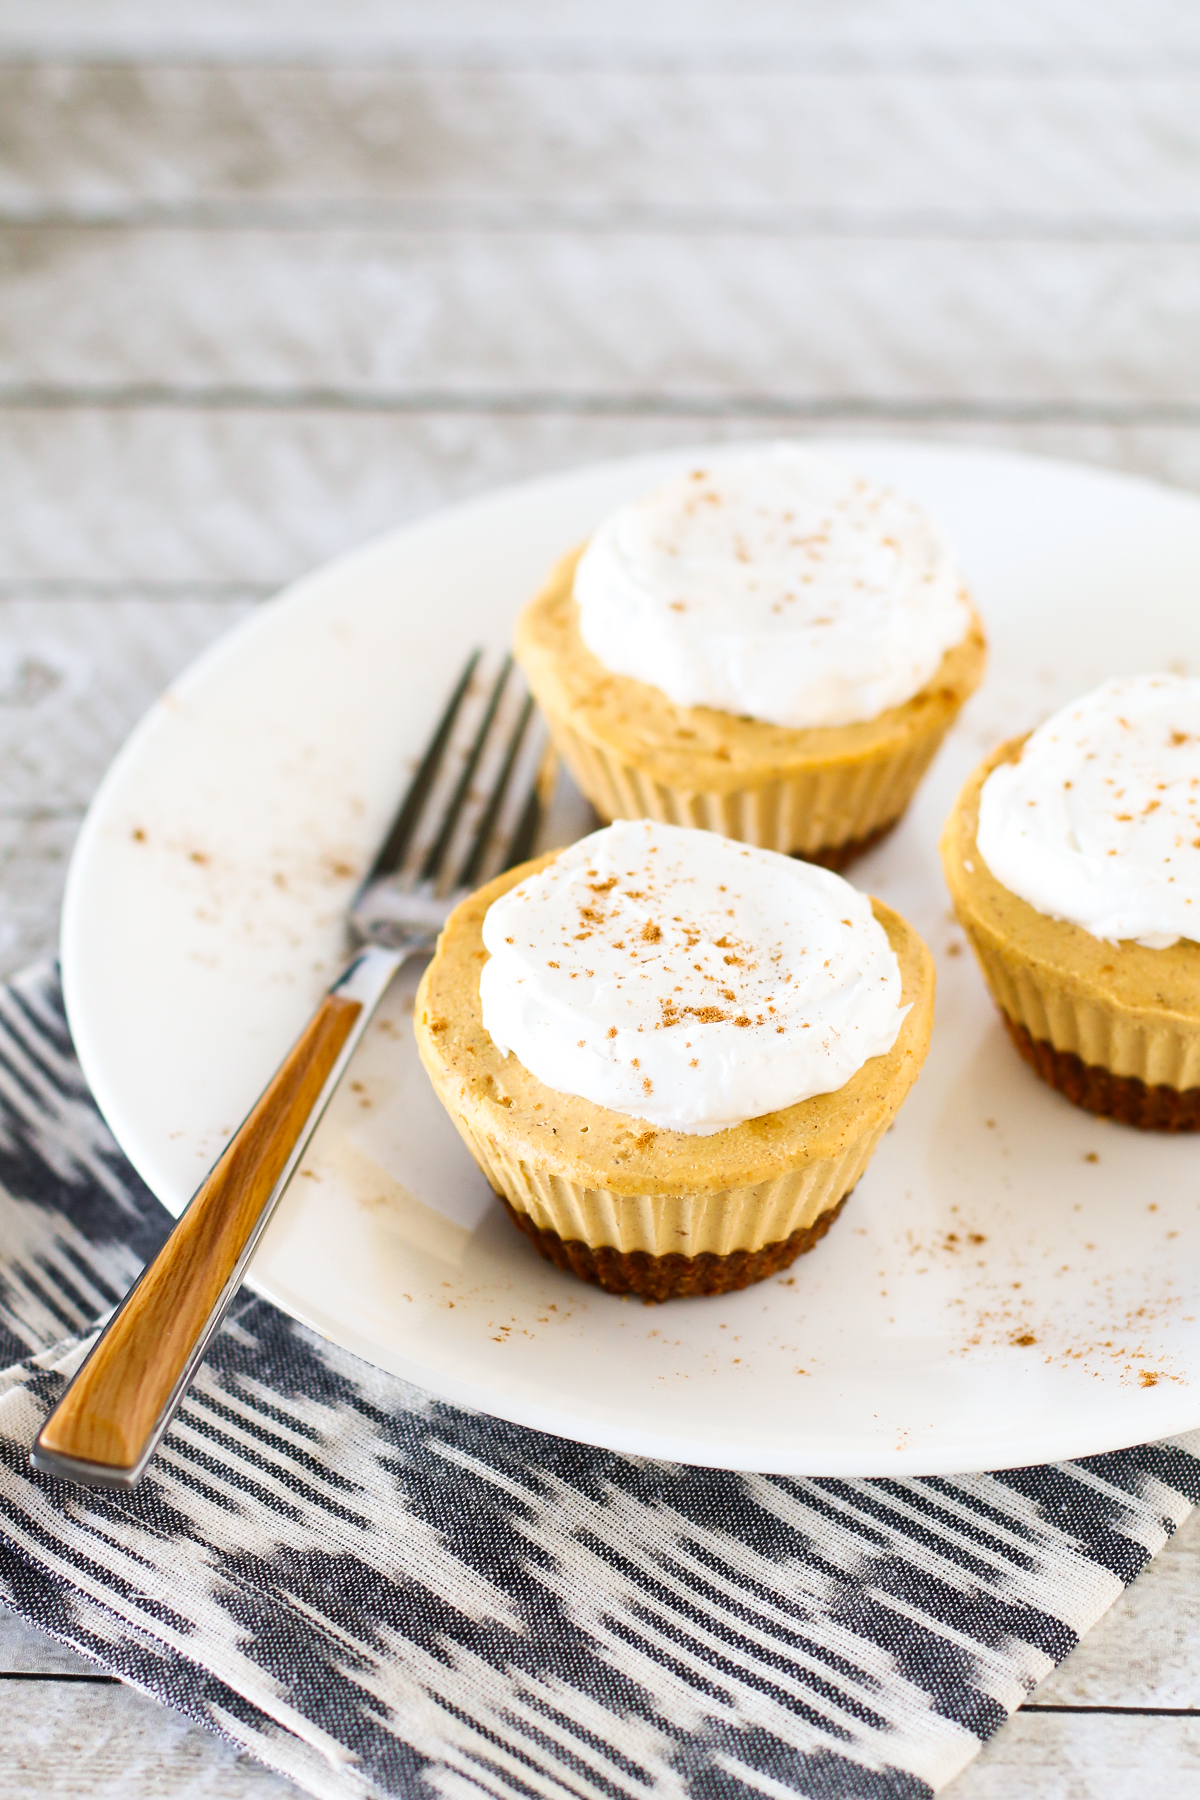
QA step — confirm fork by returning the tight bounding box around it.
[31,651,547,1489]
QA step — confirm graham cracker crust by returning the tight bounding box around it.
[1003,1014,1200,1132]
[497,1190,851,1302]
[803,817,900,873]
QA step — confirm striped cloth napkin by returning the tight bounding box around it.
[0,962,1196,1800]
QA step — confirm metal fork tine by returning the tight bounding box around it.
[502,771,543,873]
[365,648,480,884]
[455,691,535,891]
[421,655,514,883]
[349,651,550,952]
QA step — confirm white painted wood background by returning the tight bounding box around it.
[3,1,1200,1792]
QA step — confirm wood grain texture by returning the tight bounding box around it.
[963,1713,1200,1796]
[0,593,257,809]
[0,1676,299,1798]
[2,66,1200,222]
[7,228,1200,403]
[36,991,362,1473]
[2,0,1200,65]
[0,811,85,977]
[6,413,1200,588]
[0,1607,106,1674]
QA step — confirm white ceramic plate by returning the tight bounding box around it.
[62,440,1200,1475]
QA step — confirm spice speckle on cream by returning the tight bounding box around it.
[479,818,907,1133]
[572,443,972,729]
[976,674,1200,947]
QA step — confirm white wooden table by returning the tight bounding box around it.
[4,4,1200,1792]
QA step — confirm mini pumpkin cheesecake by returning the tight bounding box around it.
[942,675,1200,1129]
[415,818,934,1300]
[516,445,986,869]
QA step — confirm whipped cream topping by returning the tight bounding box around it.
[573,444,973,730]
[976,675,1200,949]
[479,818,907,1135]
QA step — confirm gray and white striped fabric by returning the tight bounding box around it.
[0,963,1196,1800]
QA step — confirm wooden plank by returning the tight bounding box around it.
[6,228,1200,407]
[0,594,256,810]
[0,1606,103,1674]
[0,812,83,977]
[0,0,1199,66]
[0,1676,301,1798]
[0,406,555,581]
[3,411,1200,586]
[3,65,1200,222]
[956,1711,1200,1797]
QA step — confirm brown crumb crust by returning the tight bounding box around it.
[1002,1013,1200,1132]
[497,1190,851,1301]
[802,817,900,873]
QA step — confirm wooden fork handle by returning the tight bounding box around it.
[31,945,405,1488]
